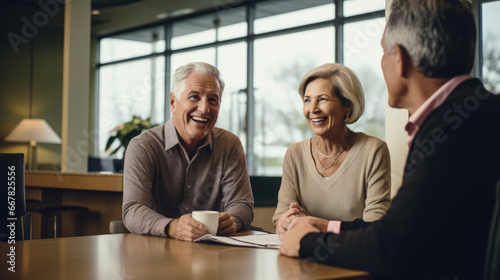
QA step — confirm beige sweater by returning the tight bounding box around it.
[272,133,391,226]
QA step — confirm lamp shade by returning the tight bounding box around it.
[5,118,61,144]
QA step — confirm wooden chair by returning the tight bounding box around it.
[27,201,88,238]
[0,153,27,241]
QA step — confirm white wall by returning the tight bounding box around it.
[384,0,409,197]
[61,0,91,172]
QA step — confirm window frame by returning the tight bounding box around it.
[474,0,500,86]
[100,0,500,175]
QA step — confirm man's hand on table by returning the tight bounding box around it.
[279,220,320,258]
[289,216,329,233]
[167,212,237,241]
[167,214,208,241]
[217,212,237,235]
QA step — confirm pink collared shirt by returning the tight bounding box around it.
[405,74,471,147]
[327,220,342,233]
[326,74,472,234]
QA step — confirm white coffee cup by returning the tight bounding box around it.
[192,211,219,235]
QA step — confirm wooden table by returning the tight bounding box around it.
[25,171,124,238]
[25,171,123,192]
[0,233,371,280]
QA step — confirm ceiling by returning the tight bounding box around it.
[90,0,245,35]
[1,0,333,38]
[101,0,331,41]
[1,0,244,36]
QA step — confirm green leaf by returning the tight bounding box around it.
[109,145,122,156]
[105,135,118,151]
[104,115,159,157]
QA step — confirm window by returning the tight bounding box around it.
[254,0,334,34]
[171,7,247,50]
[212,43,248,148]
[254,27,335,175]
[481,0,500,93]
[97,57,165,157]
[95,1,386,175]
[100,27,165,63]
[97,27,166,157]
[344,18,386,139]
[344,0,385,17]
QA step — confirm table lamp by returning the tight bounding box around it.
[5,118,61,170]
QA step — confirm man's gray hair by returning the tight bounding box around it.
[171,62,225,99]
[384,0,476,78]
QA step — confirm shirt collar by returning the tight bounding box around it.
[164,118,213,152]
[405,74,471,147]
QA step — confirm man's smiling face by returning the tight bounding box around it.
[170,71,221,149]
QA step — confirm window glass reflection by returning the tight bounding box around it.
[481,1,500,93]
[172,16,216,50]
[214,43,248,150]
[255,0,334,34]
[100,27,165,63]
[95,1,392,173]
[98,57,165,157]
[344,0,385,17]
[172,7,246,50]
[344,18,386,140]
[254,27,334,175]
[170,48,216,89]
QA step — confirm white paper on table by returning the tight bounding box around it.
[194,233,281,249]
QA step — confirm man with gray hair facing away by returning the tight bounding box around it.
[280,1,500,279]
[123,62,254,241]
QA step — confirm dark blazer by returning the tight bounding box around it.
[299,78,500,279]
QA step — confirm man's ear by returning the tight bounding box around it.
[393,43,412,78]
[169,92,176,115]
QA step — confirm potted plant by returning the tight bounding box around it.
[105,115,158,157]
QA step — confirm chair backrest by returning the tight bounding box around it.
[250,176,281,207]
[0,153,26,242]
[484,179,500,280]
[109,220,130,234]
[88,156,124,173]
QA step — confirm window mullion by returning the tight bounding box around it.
[246,3,256,175]
[335,0,344,63]
[165,22,172,121]
[473,0,483,79]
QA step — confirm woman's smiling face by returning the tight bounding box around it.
[303,78,349,137]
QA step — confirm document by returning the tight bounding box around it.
[194,233,281,249]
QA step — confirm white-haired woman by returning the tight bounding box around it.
[273,63,391,240]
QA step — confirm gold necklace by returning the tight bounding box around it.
[316,144,344,157]
[315,130,349,170]
[316,145,345,170]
